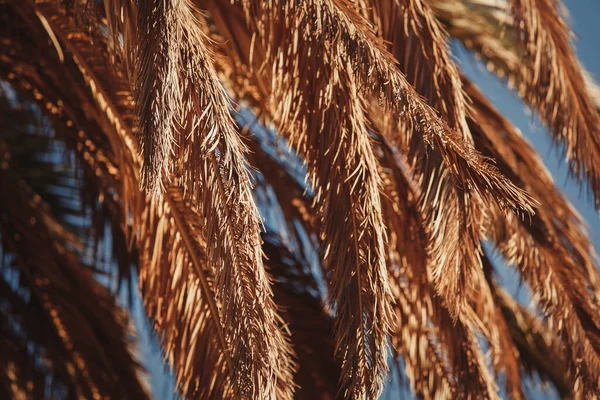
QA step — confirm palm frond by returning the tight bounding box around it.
[507,0,600,208]
[433,0,600,209]
[462,77,600,396]
[363,0,493,317]
[4,0,600,398]
[212,1,396,396]
[475,256,525,400]
[131,1,296,396]
[2,2,296,397]
[263,233,339,400]
[495,285,574,397]
[0,136,148,399]
[379,143,498,400]
[464,78,600,298]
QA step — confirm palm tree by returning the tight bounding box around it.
[1,0,600,398]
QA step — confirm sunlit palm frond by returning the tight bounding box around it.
[2,2,295,397]
[433,0,600,210]
[131,2,296,396]
[464,77,600,395]
[3,0,600,398]
[364,0,489,317]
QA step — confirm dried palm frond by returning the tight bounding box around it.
[209,2,396,397]
[4,0,600,398]
[262,233,339,400]
[502,0,600,208]
[362,0,489,317]
[131,1,296,397]
[464,78,600,297]
[476,256,524,400]
[0,27,137,295]
[489,197,600,395]
[432,0,600,209]
[379,142,498,400]
[494,285,573,397]
[461,77,600,396]
[204,1,536,394]
[2,2,295,398]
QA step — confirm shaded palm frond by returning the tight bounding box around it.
[0,135,148,399]
[475,256,525,400]
[494,285,574,397]
[0,3,139,295]
[430,0,524,86]
[262,233,339,400]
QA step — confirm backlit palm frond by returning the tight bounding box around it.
[363,0,492,317]
[3,2,295,397]
[462,77,600,395]
[433,0,600,209]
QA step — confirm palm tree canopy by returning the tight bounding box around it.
[1,0,600,399]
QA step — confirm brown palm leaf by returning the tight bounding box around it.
[4,0,600,398]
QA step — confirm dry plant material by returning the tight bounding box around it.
[433,0,600,209]
[3,0,600,398]
[364,0,490,318]
[133,1,297,397]
[379,144,498,400]
[507,0,600,209]
[464,77,600,395]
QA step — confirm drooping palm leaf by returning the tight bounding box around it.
[3,0,600,398]
[433,0,600,210]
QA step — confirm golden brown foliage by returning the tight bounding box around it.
[2,0,600,399]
